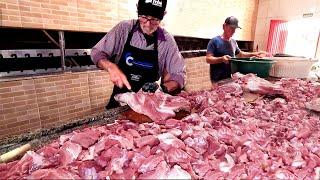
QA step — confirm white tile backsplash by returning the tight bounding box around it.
[255,18,268,36]
[257,0,269,19]
[267,0,281,18]
[278,0,294,18]
[254,0,320,49]
[317,0,320,13]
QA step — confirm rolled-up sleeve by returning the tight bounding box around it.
[91,35,111,65]
[162,36,186,88]
[91,21,129,65]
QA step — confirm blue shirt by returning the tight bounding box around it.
[207,36,240,82]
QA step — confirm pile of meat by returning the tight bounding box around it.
[115,91,191,122]
[1,73,320,179]
[306,98,320,112]
[232,72,283,95]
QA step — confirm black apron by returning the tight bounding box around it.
[106,22,160,109]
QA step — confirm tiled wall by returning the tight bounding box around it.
[164,0,259,40]
[254,0,320,51]
[0,0,259,40]
[0,56,211,139]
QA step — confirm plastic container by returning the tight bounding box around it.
[269,57,317,78]
[230,58,275,78]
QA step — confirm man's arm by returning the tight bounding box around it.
[91,20,133,90]
[206,38,231,64]
[98,60,131,90]
[206,53,231,64]
[161,69,180,94]
[161,36,186,95]
[237,50,268,58]
[162,61,185,95]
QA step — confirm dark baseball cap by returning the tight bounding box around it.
[225,16,241,29]
[137,0,167,20]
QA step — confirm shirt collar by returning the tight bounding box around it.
[133,20,166,41]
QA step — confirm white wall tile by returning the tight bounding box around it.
[257,0,269,19]
[278,0,294,19]
[300,0,318,14]
[316,0,320,13]
[255,18,268,36]
[267,0,281,18]
[254,0,320,51]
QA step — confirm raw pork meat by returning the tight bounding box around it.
[27,168,80,179]
[115,91,190,122]
[306,98,320,112]
[216,82,243,96]
[232,72,283,95]
[2,73,320,179]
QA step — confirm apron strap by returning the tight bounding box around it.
[125,20,159,51]
[124,21,140,48]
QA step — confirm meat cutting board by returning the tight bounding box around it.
[121,109,153,123]
[120,109,190,124]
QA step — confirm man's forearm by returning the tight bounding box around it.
[161,70,180,93]
[237,51,254,58]
[206,55,224,64]
[97,59,114,71]
[238,51,266,58]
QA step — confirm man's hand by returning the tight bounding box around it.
[254,51,268,58]
[162,80,181,95]
[206,53,231,65]
[98,60,131,90]
[221,55,231,63]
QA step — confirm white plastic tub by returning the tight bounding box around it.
[269,57,318,78]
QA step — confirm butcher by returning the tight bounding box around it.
[91,0,186,109]
[206,16,267,83]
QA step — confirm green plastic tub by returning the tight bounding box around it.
[230,58,275,78]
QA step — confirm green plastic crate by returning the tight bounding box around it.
[230,58,275,78]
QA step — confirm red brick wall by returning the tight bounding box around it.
[0,80,40,138]
[0,0,135,32]
[0,0,258,40]
[185,56,211,92]
[0,56,209,139]
[88,71,114,113]
[0,71,111,138]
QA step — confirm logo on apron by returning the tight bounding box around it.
[125,53,134,66]
[130,74,142,81]
[125,52,154,69]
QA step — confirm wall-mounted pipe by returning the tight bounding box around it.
[315,31,320,59]
[59,31,66,71]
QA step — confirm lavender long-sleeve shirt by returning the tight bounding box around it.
[91,19,186,88]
